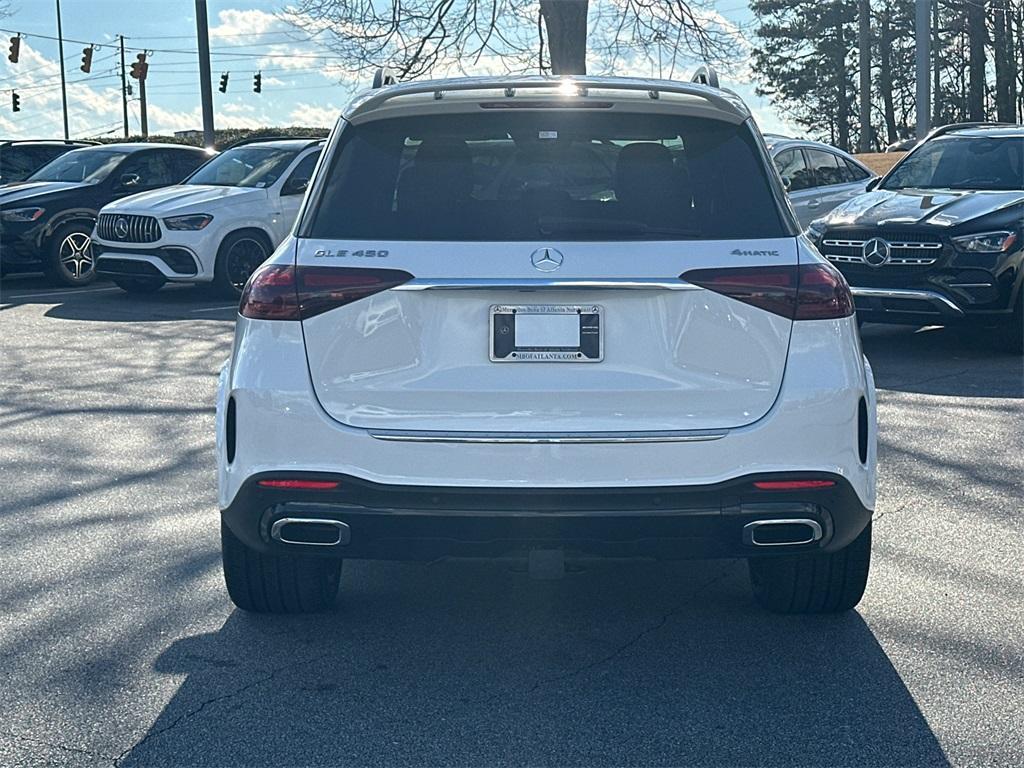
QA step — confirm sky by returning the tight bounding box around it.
[0,1,794,140]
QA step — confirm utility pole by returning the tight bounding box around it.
[858,0,871,152]
[55,0,69,140]
[915,0,930,138]
[139,73,148,137]
[119,36,128,138]
[932,0,941,125]
[196,0,215,150]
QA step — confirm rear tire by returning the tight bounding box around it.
[213,230,272,299]
[748,522,872,614]
[44,222,96,286]
[221,522,342,613]
[113,277,165,294]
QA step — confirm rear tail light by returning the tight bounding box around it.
[239,265,414,320]
[753,479,836,491]
[258,479,340,490]
[682,263,854,320]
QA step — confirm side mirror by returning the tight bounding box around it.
[118,172,141,189]
[865,177,880,192]
[282,177,309,196]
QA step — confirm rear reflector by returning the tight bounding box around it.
[258,479,340,490]
[239,265,414,320]
[682,263,854,320]
[753,480,836,491]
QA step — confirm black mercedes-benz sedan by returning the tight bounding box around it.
[0,142,209,286]
[806,123,1023,352]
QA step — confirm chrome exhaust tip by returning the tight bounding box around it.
[743,519,823,547]
[270,518,351,547]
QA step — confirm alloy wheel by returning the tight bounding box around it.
[59,231,94,280]
[225,238,268,293]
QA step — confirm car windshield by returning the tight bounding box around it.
[27,148,125,184]
[187,146,299,188]
[306,112,787,241]
[882,135,1024,191]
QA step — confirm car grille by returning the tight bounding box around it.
[97,213,161,244]
[820,230,942,266]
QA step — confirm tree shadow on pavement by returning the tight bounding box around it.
[862,324,1022,398]
[119,558,950,767]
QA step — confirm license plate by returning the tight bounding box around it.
[490,305,603,362]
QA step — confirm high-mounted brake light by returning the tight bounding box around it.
[682,263,854,320]
[258,479,340,490]
[239,265,414,320]
[753,480,836,490]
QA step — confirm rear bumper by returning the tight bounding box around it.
[221,471,873,561]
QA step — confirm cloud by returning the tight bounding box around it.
[289,102,342,127]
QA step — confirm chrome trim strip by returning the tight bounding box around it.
[392,278,701,291]
[851,287,964,314]
[822,238,942,249]
[270,518,351,547]
[743,519,823,547]
[369,429,728,444]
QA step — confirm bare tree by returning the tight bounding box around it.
[283,0,740,80]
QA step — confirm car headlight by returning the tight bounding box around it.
[804,219,827,242]
[951,231,1017,253]
[0,206,46,223]
[163,214,213,231]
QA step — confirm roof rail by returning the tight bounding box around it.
[222,135,326,150]
[690,65,719,89]
[925,121,1019,141]
[346,75,749,122]
[372,67,398,89]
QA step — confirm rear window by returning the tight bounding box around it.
[306,112,787,241]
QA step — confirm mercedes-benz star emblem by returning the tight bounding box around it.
[113,217,130,240]
[862,237,891,268]
[530,247,564,272]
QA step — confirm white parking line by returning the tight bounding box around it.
[190,305,238,314]
[1,286,122,301]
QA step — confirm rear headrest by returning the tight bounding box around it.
[615,142,687,207]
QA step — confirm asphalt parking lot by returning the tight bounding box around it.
[1,274,1022,767]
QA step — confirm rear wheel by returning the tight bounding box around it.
[221,522,342,613]
[213,231,271,298]
[113,277,166,294]
[748,522,872,614]
[45,223,96,286]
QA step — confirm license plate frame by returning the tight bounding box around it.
[489,304,603,362]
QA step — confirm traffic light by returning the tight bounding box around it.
[129,52,148,81]
[11,91,20,112]
[80,45,93,73]
[7,35,20,64]
[218,72,229,93]
[252,71,261,94]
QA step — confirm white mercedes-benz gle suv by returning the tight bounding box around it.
[217,73,877,615]
[94,138,323,296]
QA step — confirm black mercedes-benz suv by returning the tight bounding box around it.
[806,123,1023,352]
[0,142,209,286]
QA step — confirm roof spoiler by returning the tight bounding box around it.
[690,65,720,89]
[372,67,398,89]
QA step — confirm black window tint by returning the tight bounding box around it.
[173,150,207,180]
[842,157,870,182]
[805,149,845,187]
[883,136,1024,191]
[774,149,816,192]
[117,151,176,188]
[307,113,786,241]
[0,146,66,182]
[285,149,320,187]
